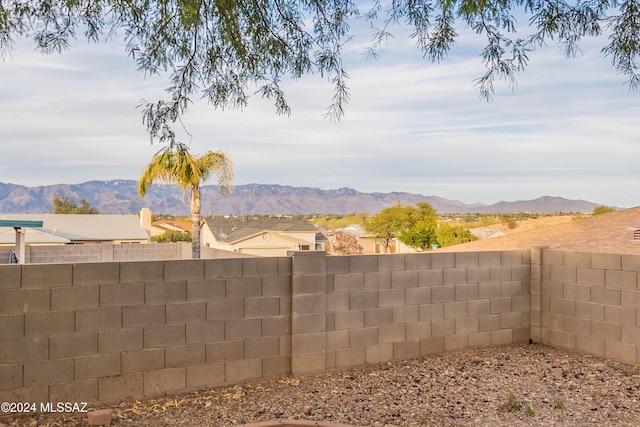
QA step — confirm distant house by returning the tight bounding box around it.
[469,227,508,240]
[0,213,150,246]
[201,217,324,257]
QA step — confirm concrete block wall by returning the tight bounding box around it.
[290,250,532,375]
[0,257,292,404]
[538,250,640,365]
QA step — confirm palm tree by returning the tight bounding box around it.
[138,143,233,259]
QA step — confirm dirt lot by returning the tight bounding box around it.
[3,342,640,426]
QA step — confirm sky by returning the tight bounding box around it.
[1,7,639,208]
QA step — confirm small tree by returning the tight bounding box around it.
[365,204,414,253]
[327,230,363,255]
[151,230,192,243]
[592,205,616,215]
[436,223,477,247]
[52,195,100,214]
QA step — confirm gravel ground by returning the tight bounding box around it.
[4,343,640,427]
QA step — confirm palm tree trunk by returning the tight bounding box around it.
[190,185,201,259]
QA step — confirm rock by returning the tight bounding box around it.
[87,409,113,426]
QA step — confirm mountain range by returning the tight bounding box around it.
[0,180,603,215]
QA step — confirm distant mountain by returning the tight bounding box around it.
[0,180,602,215]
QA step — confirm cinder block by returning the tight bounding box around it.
[144,325,185,348]
[605,306,636,326]
[99,329,143,353]
[364,308,393,327]
[225,318,262,340]
[393,306,419,324]
[335,347,365,368]
[391,270,418,288]
[468,331,492,348]
[405,287,430,305]
[185,321,224,344]
[100,283,144,306]
[622,254,640,272]
[419,303,443,321]
[0,289,50,314]
[405,253,431,270]
[455,284,478,301]
[226,359,262,383]
[431,319,456,337]
[326,255,349,274]
[50,332,97,359]
[291,294,324,315]
[366,343,394,364]
[563,316,590,336]
[75,352,121,380]
[431,286,455,303]
[0,364,23,390]
[326,330,349,350]
[291,353,325,375]
[166,302,207,324]
[542,250,564,266]
[25,311,74,337]
[591,253,622,270]
[500,312,523,329]
[420,336,445,355]
[244,336,280,358]
[576,335,605,356]
[549,265,577,283]
[292,251,327,275]
[0,384,48,405]
[207,299,245,320]
[187,279,225,301]
[262,316,291,337]
[0,337,48,364]
[50,379,97,403]
[604,340,637,364]
[456,317,479,334]
[292,332,326,354]
[327,293,349,312]
[563,251,591,268]
[490,329,513,346]
[76,307,122,332]
[73,263,119,285]
[577,268,605,287]
[22,264,72,288]
[549,298,576,316]
[478,314,501,332]
[406,321,431,340]
[378,254,406,272]
[204,258,243,279]
[262,276,291,297]
[443,268,466,286]
[98,373,144,403]
[490,297,512,314]
[576,301,605,321]
[466,299,490,317]
[186,363,225,388]
[348,255,377,273]
[0,314,24,339]
[145,281,186,304]
[541,312,563,330]
[164,260,204,281]
[621,290,640,308]
[51,285,99,311]
[349,328,378,347]
[621,326,640,346]
[0,265,21,289]
[242,257,279,277]
[123,305,165,328]
[478,282,501,299]
[591,320,622,341]
[444,301,467,319]
[445,334,468,352]
[378,289,405,307]
[490,266,512,282]
[165,343,206,368]
[144,367,186,393]
[206,340,243,362]
[418,269,443,287]
[291,313,325,334]
[334,310,364,330]
[467,267,491,284]
[293,274,326,295]
[393,340,420,359]
[549,330,576,349]
[122,348,164,374]
[500,281,522,297]
[120,261,163,283]
[349,291,377,310]
[511,295,530,312]
[511,265,531,281]
[606,270,637,290]
[431,253,455,269]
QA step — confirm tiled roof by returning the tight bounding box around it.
[439,207,640,255]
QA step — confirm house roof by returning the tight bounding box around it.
[203,217,317,243]
[439,206,640,255]
[0,227,71,244]
[0,214,149,242]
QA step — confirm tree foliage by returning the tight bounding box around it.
[138,143,233,258]
[435,223,477,247]
[52,195,100,214]
[592,205,616,215]
[326,230,363,255]
[2,0,638,140]
[364,204,415,252]
[151,230,192,243]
